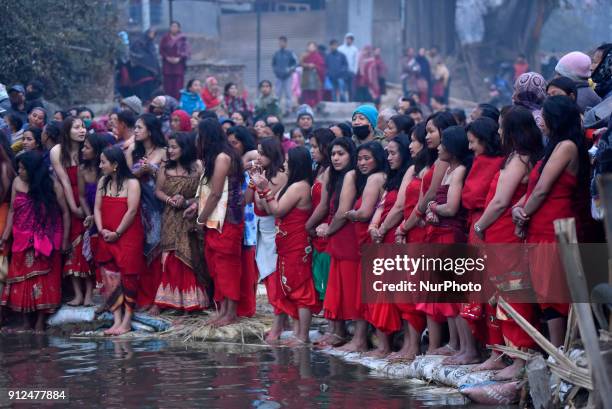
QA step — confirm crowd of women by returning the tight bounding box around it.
[0,41,611,384]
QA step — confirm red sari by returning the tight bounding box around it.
[1,193,62,313]
[96,196,145,313]
[483,170,535,349]
[459,155,504,341]
[525,161,575,317]
[417,183,465,321]
[323,199,361,321]
[63,166,91,279]
[366,190,404,334]
[271,207,321,319]
[301,51,326,107]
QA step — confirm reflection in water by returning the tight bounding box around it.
[0,335,485,408]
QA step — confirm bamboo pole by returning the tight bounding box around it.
[554,218,612,409]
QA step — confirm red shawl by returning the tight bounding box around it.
[357,46,380,99]
[303,51,326,82]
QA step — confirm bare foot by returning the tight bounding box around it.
[470,354,508,372]
[387,350,417,362]
[148,305,161,316]
[492,360,524,380]
[83,296,95,307]
[67,297,84,307]
[112,325,132,336]
[336,340,368,353]
[203,313,221,326]
[281,336,309,348]
[363,348,390,359]
[427,344,457,356]
[104,323,121,335]
[312,334,346,349]
[442,352,481,365]
[265,331,282,344]
[213,316,237,328]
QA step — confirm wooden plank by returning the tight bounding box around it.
[554,218,612,409]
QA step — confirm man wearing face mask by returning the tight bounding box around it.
[351,104,384,146]
[149,94,178,135]
[77,106,95,130]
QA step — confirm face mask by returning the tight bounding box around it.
[352,124,371,140]
[83,119,92,129]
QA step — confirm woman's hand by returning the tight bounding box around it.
[254,173,270,192]
[511,206,529,226]
[394,226,406,244]
[345,210,356,222]
[101,229,113,242]
[425,209,439,224]
[171,194,185,208]
[514,224,526,240]
[369,227,382,243]
[315,223,329,238]
[83,215,94,228]
[183,202,198,219]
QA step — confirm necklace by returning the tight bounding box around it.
[144,146,156,159]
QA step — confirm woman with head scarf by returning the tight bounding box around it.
[300,42,326,107]
[170,110,192,133]
[592,43,612,100]
[554,51,601,112]
[512,72,547,134]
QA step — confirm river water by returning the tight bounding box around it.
[0,334,499,409]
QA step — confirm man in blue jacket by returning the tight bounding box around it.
[326,40,349,102]
[272,36,298,115]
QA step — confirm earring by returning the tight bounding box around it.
[113,167,117,173]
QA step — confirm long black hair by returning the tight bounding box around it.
[83,133,109,178]
[389,115,415,136]
[17,150,59,227]
[133,113,167,163]
[540,95,588,181]
[411,122,429,175]
[197,118,243,182]
[311,128,335,175]
[278,146,313,199]
[326,137,356,211]
[466,117,503,157]
[59,116,83,166]
[24,128,43,151]
[227,126,257,153]
[258,137,285,181]
[385,134,412,191]
[166,132,197,173]
[500,105,543,169]
[101,146,136,195]
[426,111,457,165]
[441,126,474,176]
[43,121,62,146]
[355,141,386,197]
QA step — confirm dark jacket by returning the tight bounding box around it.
[575,81,602,113]
[272,48,298,80]
[325,50,348,80]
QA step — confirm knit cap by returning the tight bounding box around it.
[555,51,592,81]
[296,104,314,120]
[352,104,378,128]
[121,95,143,115]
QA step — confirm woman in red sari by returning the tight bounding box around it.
[0,144,15,326]
[315,137,357,347]
[50,117,93,306]
[355,45,381,103]
[191,118,245,327]
[304,128,336,344]
[255,147,321,346]
[300,42,326,107]
[153,132,207,312]
[451,117,504,365]
[0,151,69,332]
[511,96,588,375]
[95,146,145,335]
[364,134,414,357]
[159,21,191,99]
[422,126,472,356]
[472,106,543,377]
[341,141,386,353]
[400,112,456,354]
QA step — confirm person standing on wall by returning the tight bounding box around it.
[338,33,359,102]
[272,36,298,116]
[159,21,191,100]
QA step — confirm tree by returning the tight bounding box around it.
[0,0,118,105]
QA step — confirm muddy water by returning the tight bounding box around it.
[0,335,501,408]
